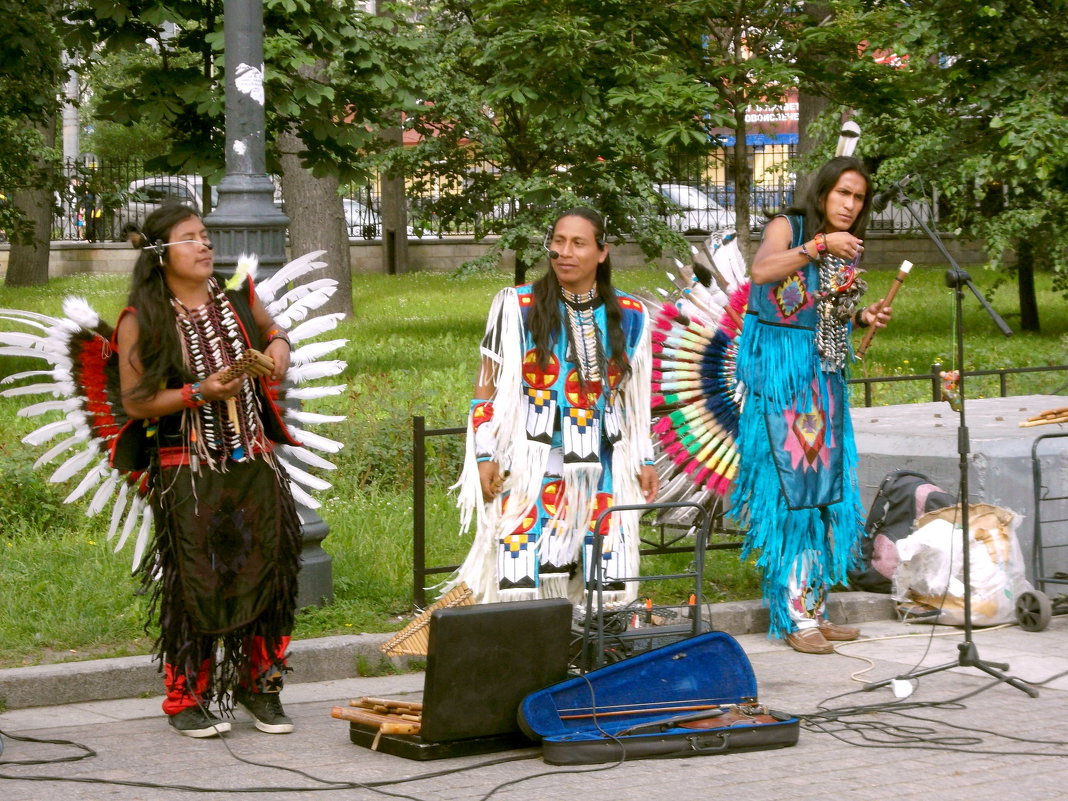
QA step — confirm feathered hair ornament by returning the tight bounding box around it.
[224,253,258,292]
[836,120,861,158]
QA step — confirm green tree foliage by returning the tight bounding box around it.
[392,0,732,275]
[649,0,810,256]
[81,45,182,162]
[0,1,67,245]
[70,0,421,185]
[809,0,1068,330]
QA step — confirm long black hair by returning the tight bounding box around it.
[786,156,873,240]
[124,203,202,399]
[527,207,630,378]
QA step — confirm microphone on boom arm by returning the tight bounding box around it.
[871,174,916,214]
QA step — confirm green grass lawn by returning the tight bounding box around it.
[0,262,1065,670]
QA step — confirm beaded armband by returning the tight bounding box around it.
[853,308,871,329]
[470,399,496,462]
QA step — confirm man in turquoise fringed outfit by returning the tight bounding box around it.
[729,157,893,654]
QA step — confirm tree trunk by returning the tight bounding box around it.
[795,1,833,204]
[5,112,57,287]
[508,254,525,288]
[277,128,352,318]
[379,123,410,275]
[732,103,753,262]
[727,24,754,263]
[1016,237,1040,332]
[795,91,829,204]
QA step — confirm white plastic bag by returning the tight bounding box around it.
[892,504,1032,625]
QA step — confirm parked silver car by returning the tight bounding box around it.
[122,176,218,227]
[656,183,737,235]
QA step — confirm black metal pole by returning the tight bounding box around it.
[864,191,1033,697]
[206,0,332,607]
[204,0,289,279]
[413,415,427,609]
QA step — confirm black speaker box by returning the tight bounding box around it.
[347,597,573,760]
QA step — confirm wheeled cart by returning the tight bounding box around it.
[578,501,713,671]
[1016,431,1068,631]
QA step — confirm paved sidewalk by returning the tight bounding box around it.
[2,614,1067,801]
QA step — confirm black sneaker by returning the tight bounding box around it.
[235,687,294,734]
[169,706,231,738]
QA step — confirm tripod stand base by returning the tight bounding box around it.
[865,641,1038,697]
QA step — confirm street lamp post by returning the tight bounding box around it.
[206,0,333,608]
[206,0,288,279]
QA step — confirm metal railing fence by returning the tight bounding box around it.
[36,148,934,244]
[409,363,1067,606]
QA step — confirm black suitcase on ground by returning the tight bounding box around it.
[519,630,798,765]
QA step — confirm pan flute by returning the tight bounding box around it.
[217,348,275,383]
[332,697,424,750]
[379,583,474,657]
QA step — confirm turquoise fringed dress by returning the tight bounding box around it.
[728,215,865,638]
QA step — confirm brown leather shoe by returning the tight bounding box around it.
[818,619,860,641]
[784,627,834,654]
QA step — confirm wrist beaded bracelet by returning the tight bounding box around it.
[814,233,828,255]
[853,308,871,329]
[799,242,813,261]
[266,327,291,350]
[181,381,207,409]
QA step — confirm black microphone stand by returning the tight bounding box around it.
[866,186,1037,697]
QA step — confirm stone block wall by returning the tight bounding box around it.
[0,232,1007,279]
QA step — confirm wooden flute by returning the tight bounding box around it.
[855,260,912,359]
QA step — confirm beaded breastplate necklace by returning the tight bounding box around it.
[560,286,606,404]
[171,277,263,470]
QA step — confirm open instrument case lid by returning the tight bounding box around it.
[519,630,799,764]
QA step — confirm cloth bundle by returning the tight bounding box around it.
[892,503,1032,625]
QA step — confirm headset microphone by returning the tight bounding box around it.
[548,250,560,259]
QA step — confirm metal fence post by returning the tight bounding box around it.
[412,415,427,608]
[931,362,943,403]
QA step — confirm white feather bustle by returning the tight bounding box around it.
[284,384,347,400]
[61,296,101,330]
[1,250,348,572]
[275,456,332,491]
[287,360,346,384]
[272,287,337,329]
[278,444,337,472]
[255,250,327,304]
[290,339,348,366]
[266,279,337,318]
[283,408,346,425]
[287,480,321,510]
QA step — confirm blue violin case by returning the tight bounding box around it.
[519,630,799,765]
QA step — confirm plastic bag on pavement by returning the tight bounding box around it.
[891,503,1032,626]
